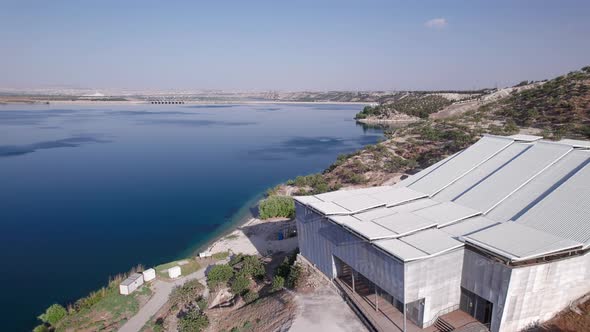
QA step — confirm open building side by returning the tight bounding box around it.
[295,135,590,332]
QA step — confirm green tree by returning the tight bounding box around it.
[178,310,209,332]
[230,272,250,295]
[38,303,67,326]
[206,264,234,288]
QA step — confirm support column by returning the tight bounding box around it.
[375,286,379,312]
[352,271,355,293]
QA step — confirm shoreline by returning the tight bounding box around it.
[0,100,370,106]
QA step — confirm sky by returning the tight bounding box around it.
[1,0,589,91]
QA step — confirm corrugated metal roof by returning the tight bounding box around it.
[400,228,463,255]
[434,143,531,202]
[454,142,572,212]
[353,199,440,221]
[486,150,590,222]
[303,135,590,261]
[408,135,514,196]
[413,201,481,227]
[440,216,500,237]
[314,186,392,202]
[394,152,459,188]
[332,194,385,213]
[372,212,437,236]
[307,201,350,215]
[293,195,324,205]
[373,238,428,262]
[368,187,428,207]
[333,216,398,240]
[464,222,582,261]
[515,161,590,247]
[559,139,590,149]
[510,134,543,142]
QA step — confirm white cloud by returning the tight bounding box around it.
[425,18,448,29]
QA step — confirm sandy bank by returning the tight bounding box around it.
[200,217,298,257]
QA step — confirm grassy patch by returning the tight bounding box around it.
[56,282,152,332]
[212,251,230,260]
[155,259,201,279]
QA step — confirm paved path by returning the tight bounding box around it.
[118,267,208,332]
[289,284,367,332]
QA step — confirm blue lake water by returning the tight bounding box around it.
[0,103,382,331]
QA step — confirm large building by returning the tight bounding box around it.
[294,135,590,332]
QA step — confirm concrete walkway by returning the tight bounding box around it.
[290,284,367,332]
[118,268,208,332]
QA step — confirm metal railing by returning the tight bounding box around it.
[423,304,460,328]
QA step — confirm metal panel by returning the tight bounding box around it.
[314,185,392,202]
[368,186,428,207]
[394,153,459,188]
[295,202,406,300]
[293,195,324,205]
[307,201,350,215]
[372,212,437,236]
[335,216,398,240]
[353,199,440,221]
[332,194,385,213]
[454,142,572,213]
[464,222,581,261]
[440,216,500,238]
[509,134,543,142]
[408,136,514,196]
[487,150,590,222]
[373,238,428,261]
[434,143,530,202]
[516,161,590,247]
[413,201,481,227]
[401,228,463,255]
[559,139,590,149]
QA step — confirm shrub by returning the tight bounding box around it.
[241,255,265,279]
[38,304,67,326]
[197,297,208,311]
[207,264,234,288]
[178,310,209,332]
[271,275,285,292]
[169,279,204,307]
[286,264,301,289]
[243,290,259,303]
[33,325,49,332]
[258,196,295,219]
[230,272,250,295]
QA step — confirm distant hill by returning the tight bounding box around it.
[277,65,590,194]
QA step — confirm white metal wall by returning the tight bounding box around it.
[296,201,405,301]
[405,248,464,327]
[296,201,466,327]
[500,251,590,332]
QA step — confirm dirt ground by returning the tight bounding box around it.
[526,295,590,332]
[207,291,298,332]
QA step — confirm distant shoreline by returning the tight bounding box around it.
[0,99,370,106]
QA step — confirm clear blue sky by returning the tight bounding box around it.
[1,0,589,91]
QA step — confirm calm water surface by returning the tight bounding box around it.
[0,103,382,331]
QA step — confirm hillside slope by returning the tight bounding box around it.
[279,65,590,195]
